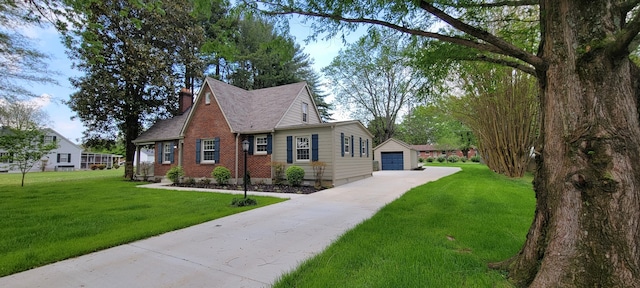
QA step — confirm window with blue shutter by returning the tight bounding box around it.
[286,136,293,163]
[340,132,344,157]
[169,142,175,163]
[266,134,273,154]
[248,135,254,155]
[67,153,71,163]
[359,137,362,157]
[213,137,220,162]
[366,139,370,157]
[157,143,163,163]
[312,134,319,161]
[351,135,354,157]
[196,139,201,164]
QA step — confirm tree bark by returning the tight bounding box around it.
[504,1,640,286]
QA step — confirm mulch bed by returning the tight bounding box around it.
[170,183,322,194]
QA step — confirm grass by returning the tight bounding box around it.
[0,169,285,277]
[274,164,535,287]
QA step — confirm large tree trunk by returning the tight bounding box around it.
[502,1,640,286]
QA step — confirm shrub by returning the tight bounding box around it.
[311,161,327,188]
[166,166,185,183]
[286,165,305,186]
[437,156,446,163]
[460,157,468,163]
[199,178,211,185]
[231,197,257,207]
[98,164,106,170]
[426,157,434,163]
[185,177,196,185]
[470,155,482,163]
[271,162,286,185]
[447,155,460,163]
[212,166,231,184]
[113,163,120,169]
[418,158,424,163]
[90,164,98,170]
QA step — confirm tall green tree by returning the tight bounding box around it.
[256,0,640,286]
[324,29,426,145]
[66,0,204,179]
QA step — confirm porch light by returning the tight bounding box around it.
[242,139,250,152]
[242,139,250,198]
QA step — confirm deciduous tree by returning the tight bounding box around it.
[255,0,640,286]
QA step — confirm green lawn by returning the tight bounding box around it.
[0,169,285,277]
[274,165,535,287]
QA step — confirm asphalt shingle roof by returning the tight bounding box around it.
[133,108,190,143]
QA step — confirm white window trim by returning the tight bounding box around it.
[295,135,311,162]
[201,138,216,164]
[163,142,172,164]
[344,136,350,153]
[254,135,268,155]
[59,153,69,163]
[302,102,308,123]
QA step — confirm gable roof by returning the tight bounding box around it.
[373,138,417,151]
[186,78,309,134]
[133,108,190,144]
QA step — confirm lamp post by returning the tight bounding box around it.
[242,139,249,199]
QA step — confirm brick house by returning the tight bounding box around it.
[411,144,478,159]
[133,77,373,186]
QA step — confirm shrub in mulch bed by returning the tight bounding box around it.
[170,182,322,194]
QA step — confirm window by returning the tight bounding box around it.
[44,136,54,144]
[361,139,366,156]
[163,142,172,163]
[255,135,267,154]
[344,136,350,153]
[59,153,69,163]
[202,139,216,163]
[205,92,211,105]
[0,152,11,163]
[296,136,310,161]
[302,102,308,122]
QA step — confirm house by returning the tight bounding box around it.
[373,138,419,170]
[133,77,373,186]
[0,128,83,172]
[411,144,478,159]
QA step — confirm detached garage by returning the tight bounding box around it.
[373,138,419,170]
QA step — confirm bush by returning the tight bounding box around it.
[90,164,98,170]
[98,164,106,170]
[437,156,446,163]
[212,166,231,184]
[460,157,468,163]
[426,157,434,163]
[447,155,460,163]
[185,177,196,185]
[113,164,120,169]
[199,178,211,185]
[231,197,257,207]
[418,158,424,163]
[470,155,482,163]
[286,165,305,186]
[166,166,185,183]
[271,162,286,185]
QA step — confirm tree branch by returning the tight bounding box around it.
[611,6,640,55]
[417,0,546,71]
[455,0,538,8]
[465,55,537,76]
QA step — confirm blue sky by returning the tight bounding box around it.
[20,16,355,144]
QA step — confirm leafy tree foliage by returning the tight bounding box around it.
[0,100,50,130]
[324,29,426,144]
[255,0,640,286]
[0,127,58,186]
[66,0,204,179]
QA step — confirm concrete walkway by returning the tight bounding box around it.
[0,167,460,288]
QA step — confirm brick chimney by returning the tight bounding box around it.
[178,87,193,115]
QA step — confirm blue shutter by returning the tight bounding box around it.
[196,139,201,164]
[351,135,354,157]
[53,136,57,142]
[248,135,254,155]
[340,133,344,157]
[169,142,175,163]
[57,153,60,163]
[68,153,71,163]
[286,136,293,163]
[157,143,163,163]
[214,137,220,162]
[366,139,370,157]
[359,137,362,157]
[312,134,319,161]
[266,134,273,154]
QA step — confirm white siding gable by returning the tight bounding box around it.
[276,86,322,127]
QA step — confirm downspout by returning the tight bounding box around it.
[235,133,239,184]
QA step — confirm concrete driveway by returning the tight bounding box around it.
[0,167,460,288]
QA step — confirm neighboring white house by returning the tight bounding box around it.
[0,128,83,172]
[373,138,420,171]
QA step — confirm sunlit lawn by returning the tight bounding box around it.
[0,169,285,277]
[274,165,535,287]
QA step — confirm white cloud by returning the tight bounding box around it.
[28,93,52,108]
